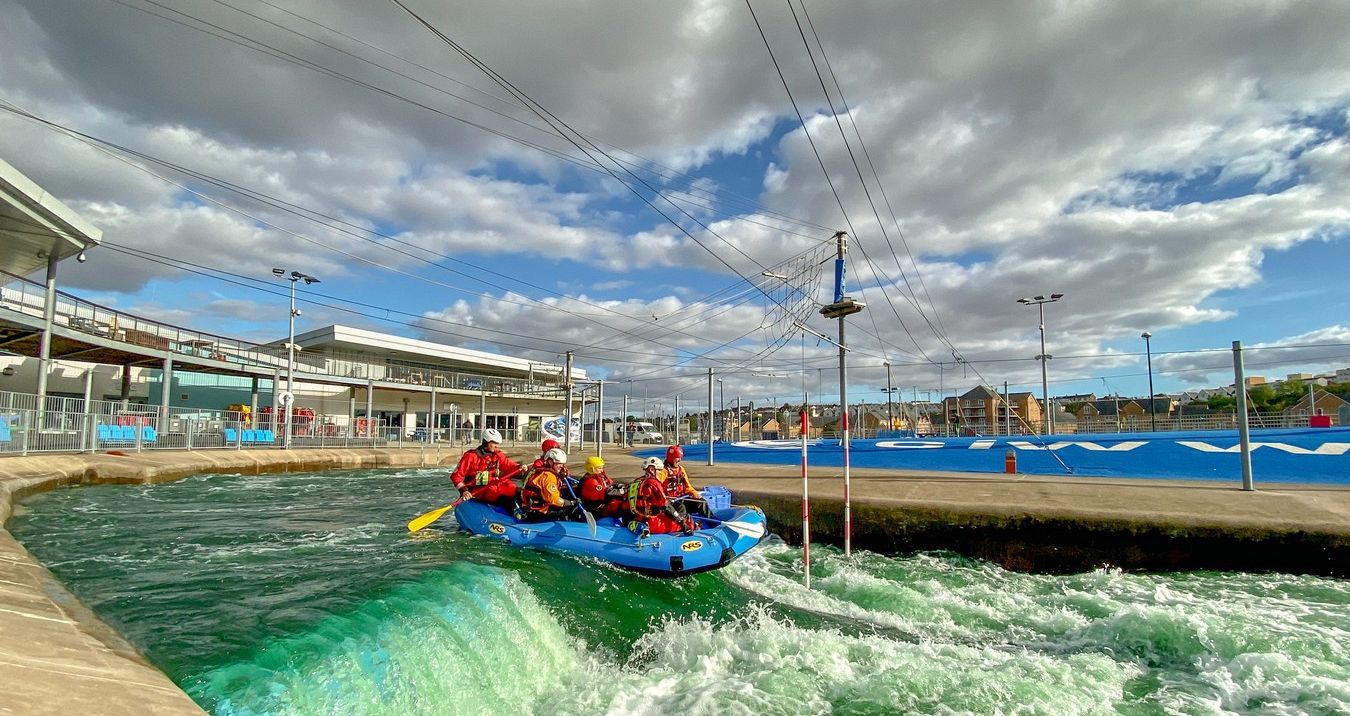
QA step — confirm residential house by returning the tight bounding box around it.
[1286,389,1348,424]
[941,385,1044,435]
[1074,396,1171,431]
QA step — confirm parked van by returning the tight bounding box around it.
[625,421,664,444]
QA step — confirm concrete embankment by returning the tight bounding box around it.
[596,451,1350,577]
[0,447,455,716]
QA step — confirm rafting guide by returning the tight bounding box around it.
[448,428,521,509]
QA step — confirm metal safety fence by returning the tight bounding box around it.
[0,391,397,456]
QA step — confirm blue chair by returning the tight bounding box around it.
[223,428,238,444]
[118,425,136,442]
[0,417,13,443]
[242,429,257,444]
[97,424,113,443]
[140,426,157,444]
[259,429,276,443]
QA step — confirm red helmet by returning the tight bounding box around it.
[541,438,560,453]
[666,445,683,462]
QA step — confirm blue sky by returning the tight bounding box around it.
[1,0,1347,415]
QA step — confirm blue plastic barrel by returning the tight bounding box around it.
[701,485,732,511]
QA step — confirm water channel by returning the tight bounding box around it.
[10,467,1348,715]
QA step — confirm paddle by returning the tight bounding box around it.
[407,467,522,533]
[693,514,767,539]
[563,475,597,537]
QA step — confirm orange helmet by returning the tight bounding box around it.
[666,445,683,462]
[541,438,560,453]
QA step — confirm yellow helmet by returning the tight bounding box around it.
[585,456,605,474]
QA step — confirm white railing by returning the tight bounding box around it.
[1,274,569,399]
[0,391,400,455]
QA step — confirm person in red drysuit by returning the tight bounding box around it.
[626,457,694,537]
[577,455,626,518]
[449,428,522,508]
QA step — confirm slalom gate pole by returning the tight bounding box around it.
[800,408,811,589]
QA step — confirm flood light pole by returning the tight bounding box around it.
[274,268,319,449]
[1142,331,1156,431]
[1017,293,1063,435]
[820,231,865,557]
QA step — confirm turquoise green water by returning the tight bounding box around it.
[9,467,1349,715]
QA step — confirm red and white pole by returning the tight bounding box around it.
[841,406,851,557]
[800,408,811,588]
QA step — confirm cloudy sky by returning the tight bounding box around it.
[2,0,1348,413]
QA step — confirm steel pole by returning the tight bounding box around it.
[839,313,851,557]
[563,351,573,453]
[1144,332,1156,431]
[708,367,715,466]
[736,396,741,442]
[1232,340,1254,491]
[885,362,893,432]
[285,278,296,449]
[1037,302,1049,436]
[800,407,811,589]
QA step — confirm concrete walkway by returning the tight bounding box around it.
[1,446,1347,714]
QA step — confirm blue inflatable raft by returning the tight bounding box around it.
[453,497,767,577]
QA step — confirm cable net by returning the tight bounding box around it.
[762,241,833,344]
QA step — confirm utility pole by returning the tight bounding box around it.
[708,367,715,466]
[622,392,629,446]
[885,362,894,433]
[273,268,319,449]
[595,380,604,457]
[563,351,573,453]
[820,230,864,557]
[1017,293,1063,435]
[1232,341,1253,491]
[1142,331,1157,431]
[1003,381,1010,436]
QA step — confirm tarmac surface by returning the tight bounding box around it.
[1,445,1347,714]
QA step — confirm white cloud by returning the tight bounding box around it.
[2,0,1348,399]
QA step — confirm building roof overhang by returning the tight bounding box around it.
[288,324,588,380]
[0,158,102,277]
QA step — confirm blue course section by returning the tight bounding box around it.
[644,427,1350,485]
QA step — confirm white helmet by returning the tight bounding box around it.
[544,448,568,463]
[481,428,503,444]
[643,457,663,470]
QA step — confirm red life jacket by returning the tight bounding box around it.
[627,476,668,517]
[579,471,614,505]
[663,464,693,497]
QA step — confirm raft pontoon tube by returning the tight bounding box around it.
[453,488,766,577]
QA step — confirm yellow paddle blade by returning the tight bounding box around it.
[407,503,454,533]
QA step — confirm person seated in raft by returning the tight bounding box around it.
[532,438,577,495]
[625,457,695,537]
[661,444,706,516]
[518,448,579,522]
[578,455,626,518]
[450,428,522,509]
